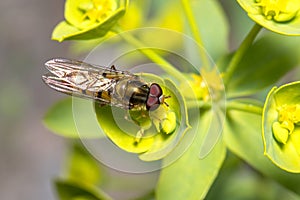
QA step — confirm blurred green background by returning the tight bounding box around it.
[2,0,300,199]
[0,0,71,199]
[0,0,251,199]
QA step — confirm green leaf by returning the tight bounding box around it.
[156,111,226,200]
[185,0,229,61]
[65,143,102,186]
[54,179,112,200]
[226,33,300,98]
[43,98,78,137]
[262,81,300,172]
[221,1,254,49]
[44,98,105,138]
[52,7,126,42]
[207,154,300,200]
[224,110,300,195]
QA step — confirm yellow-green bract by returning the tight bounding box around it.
[94,74,190,161]
[262,81,300,173]
[237,0,300,35]
[52,0,127,41]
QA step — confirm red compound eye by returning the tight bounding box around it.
[146,96,159,110]
[149,83,162,97]
[146,83,163,110]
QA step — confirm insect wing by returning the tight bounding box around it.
[42,58,133,107]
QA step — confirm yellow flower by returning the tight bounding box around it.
[52,0,127,41]
[179,73,210,101]
[237,0,300,35]
[255,0,300,22]
[262,81,300,172]
[272,104,300,144]
[81,0,117,25]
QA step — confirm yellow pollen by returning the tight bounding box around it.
[255,0,300,22]
[276,104,300,134]
[82,0,117,23]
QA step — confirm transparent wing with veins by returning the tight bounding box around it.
[42,58,134,107]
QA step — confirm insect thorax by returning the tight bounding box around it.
[113,77,149,109]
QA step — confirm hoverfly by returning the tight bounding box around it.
[42,58,169,111]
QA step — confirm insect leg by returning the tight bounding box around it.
[135,128,144,143]
[110,65,116,70]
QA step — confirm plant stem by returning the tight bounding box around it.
[224,23,262,85]
[186,100,211,110]
[112,27,184,81]
[227,101,263,115]
[187,100,263,114]
[181,0,210,70]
